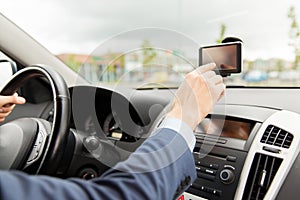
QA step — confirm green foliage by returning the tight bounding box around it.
[287,6,300,69]
[65,54,81,72]
[276,59,284,72]
[141,40,157,65]
[216,23,227,43]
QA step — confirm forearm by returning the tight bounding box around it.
[96,128,197,199]
[0,128,196,200]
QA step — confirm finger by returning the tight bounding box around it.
[0,104,15,113]
[0,111,12,118]
[201,70,217,79]
[195,63,216,74]
[216,83,226,100]
[0,95,26,107]
[210,75,223,84]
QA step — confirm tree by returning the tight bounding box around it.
[216,23,227,43]
[65,54,81,72]
[276,59,284,72]
[287,6,300,69]
[141,40,157,65]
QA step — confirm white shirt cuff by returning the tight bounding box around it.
[157,117,196,152]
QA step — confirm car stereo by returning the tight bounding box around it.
[186,117,259,200]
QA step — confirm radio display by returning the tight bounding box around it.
[195,118,254,140]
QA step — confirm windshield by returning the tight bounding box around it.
[2,0,300,88]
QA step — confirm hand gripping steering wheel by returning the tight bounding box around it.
[0,65,70,175]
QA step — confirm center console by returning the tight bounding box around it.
[186,116,261,200]
[189,145,247,199]
[180,109,300,200]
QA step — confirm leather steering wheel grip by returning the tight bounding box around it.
[0,65,71,174]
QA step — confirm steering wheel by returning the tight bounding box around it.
[0,65,70,175]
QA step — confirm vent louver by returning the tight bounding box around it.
[242,153,282,200]
[260,125,293,148]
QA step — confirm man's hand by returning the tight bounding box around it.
[167,63,225,130]
[0,93,26,122]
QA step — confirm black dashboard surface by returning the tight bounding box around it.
[69,86,169,141]
[4,81,300,199]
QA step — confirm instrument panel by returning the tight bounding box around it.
[103,113,123,140]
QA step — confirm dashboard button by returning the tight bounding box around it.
[226,156,237,162]
[208,163,219,169]
[27,147,39,162]
[203,186,214,193]
[263,146,281,154]
[202,186,222,196]
[204,169,217,175]
[196,166,207,173]
[212,189,222,196]
[190,182,204,190]
[197,172,215,181]
[197,161,219,169]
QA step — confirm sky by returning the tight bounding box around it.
[1,0,299,61]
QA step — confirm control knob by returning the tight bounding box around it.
[83,136,100,151]
[78,168,97,180]
[220,169,235,184]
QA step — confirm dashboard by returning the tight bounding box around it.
[127,88,300,200]
[5,78,300,200]
[67,86,300,200]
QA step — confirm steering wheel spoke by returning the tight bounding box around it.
[24,119,51,169]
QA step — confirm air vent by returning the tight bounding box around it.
[242,153,282,200]
[260,125,293,148]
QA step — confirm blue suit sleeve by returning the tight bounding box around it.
[0,128,196,200]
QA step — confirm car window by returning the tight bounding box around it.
[0,52,14,89]
[1,0,300,88]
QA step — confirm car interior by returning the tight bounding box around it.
[1,1,300,200]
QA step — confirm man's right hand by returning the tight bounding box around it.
[167,63,225,130]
